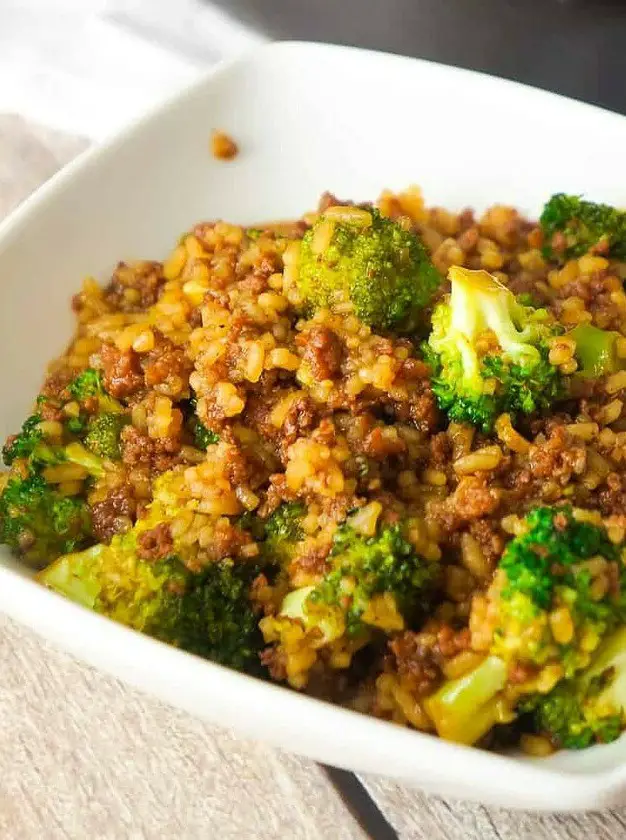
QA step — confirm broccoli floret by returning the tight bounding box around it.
[261,512,438,688]
[0,473,92,568]
[426,266,564,431]
[498,506,621,620]
[190,417,219,449]
[262,502,306,565]
[68,368,123,413]
[569,323,626,379]
[41,542,263,671]
[67,369,103,401]
[2,414,44,466]
[28,440,106,478]
[39,472,264,671]
[424,506,626,745]
[540,193,626,262]
[66,415,89,437]
[531,626,626,749]
[184,395,219,449]
[297,205,441,333]
[84,413,129,460]
[309,519,437,635]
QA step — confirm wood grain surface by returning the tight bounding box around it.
[0,614,367,840]
[360,775,626,840]
[1,111,625,840]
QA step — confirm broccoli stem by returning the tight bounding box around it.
[64,441,105,477]
[40,544,103,608]
[570,323,626,378]
[581,626,626,709]
[423,655,509,744]
[449,267,540,363]
[279,585,343,644]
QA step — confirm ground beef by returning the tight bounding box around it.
[508,662,537,685]
[434,624,472,659]
[407,385,440,433]
[290,540,332,578]
[101,344,144,399]
[386,631,442,697]
[137,522,174,561]
[224,442,267,490]
[429,431,452,467]
[556,270,626,331]
[362,427,406,459]
[259,473,299,517]
[468,519,505,566]
[456,225,479,252]
[528,425,586,485]
[430,476,502,534]
[281,396,317,450]
[259,646,287,681]
[141,333,193,399]
[38,400,64,422]
[105,261,165,311]
[40,369,74,401]
[200,519,254,564]
[91,486,137,542]
[120,425,180,473]
[299,327,344,381]
[598,473,626,516]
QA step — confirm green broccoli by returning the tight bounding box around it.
[3,405,107,477]
[39,471,264,671]
[423,506,626,745]
[67,369,102,400]
[283,514,434,636]
[569,323,626,379]
[2,414,44,466]
[296,205,441,333]
[426,266,564,431]
[0,472,92,568]
[190,417,219,449]
[28,440,106,478]
[308,519,437,635]
[41,542,263,671]
[261,512,438,688]
[540,193,626,262]
[68,368,124,413]
[65,415,89,437]
[530,626,626,749]
[84,413,129,460]
[184,395,219,449]
[262,502,306,565]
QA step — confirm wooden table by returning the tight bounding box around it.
[2,113,626,840]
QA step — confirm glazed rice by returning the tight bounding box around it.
[9,185,626,749]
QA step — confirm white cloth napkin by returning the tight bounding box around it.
[0,0,265,140]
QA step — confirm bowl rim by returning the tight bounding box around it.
[2,39,626,810]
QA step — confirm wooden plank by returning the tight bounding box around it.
[0,614,367,840]
[359,774,626,840]
[0,115,367,840]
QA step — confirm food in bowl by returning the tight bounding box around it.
[2,185,626,755]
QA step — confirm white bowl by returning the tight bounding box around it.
[1,41,626,812]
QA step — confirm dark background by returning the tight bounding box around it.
[209,0,626,114]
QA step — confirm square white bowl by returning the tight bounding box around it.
[2,41,626,812]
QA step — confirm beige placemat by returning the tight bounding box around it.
[0,114,365,840]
